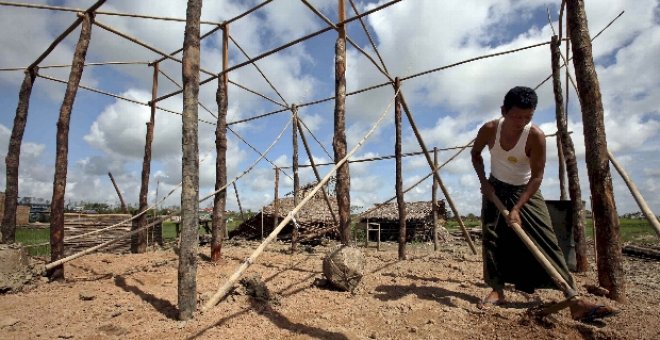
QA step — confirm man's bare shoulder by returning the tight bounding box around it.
[480,119,499,134]
[529,125,546,139]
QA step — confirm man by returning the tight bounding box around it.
[471,86,616,322]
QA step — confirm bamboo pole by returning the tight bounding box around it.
[432,147,439,251]
[201,83,400,312]
[399,95,477,255]
[179,0,202,320]
[1,67,37,244]
[48,12,94,281]
[488,193,576,297]
[1,61,149,72]
[551,35,589,272]
[108,172,128,214]
[212,25,229,262]
[608,150,660,237]
[394,78,407,260]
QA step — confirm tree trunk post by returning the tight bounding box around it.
[108,172,129,214]
[212,24,229,262]
[134,62,159,253]
[273,167,280,231]
[550,35,589,272]
[233,182,246,223]
[178,0,202,320]
[557,136,568,200]
[567,0,626,302]
[2,67,37,244]
[334,0,351,245]
[291,106,300,252]
[432,147,439,251]
[48,13,94,281]
[394,78,407,260]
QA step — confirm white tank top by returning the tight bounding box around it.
[490,117,532,185]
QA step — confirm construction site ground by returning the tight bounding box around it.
[1,238,659,340]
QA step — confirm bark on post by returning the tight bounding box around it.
[178,0,202,320]
[394,78,407,260]
[134,62,159,253]
[551,35,589,272]
[48,13,93,281]
[273,167,280,230]
[432,147,439,251]
[567,0,626,302]
[2,68,37,244]
[557,137,568,200]
[212,25,229,262]
[107,172,129,214]
[334,0,351,245]
[291,106,300,252]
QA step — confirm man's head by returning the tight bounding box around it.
[502,86,538,112]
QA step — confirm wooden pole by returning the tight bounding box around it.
[394,78,407,260]
[608,150,660,237]
[551,35,589,272]
[273,167,280,230]
[47,13,93,281]
[134,62,159,253]
[295,116,338,225]
[432,147,439,251]
[488,193,576,297]
[557,136,568,200]
[233,182,246,223]
[334,0,351,245]
[108,172,129,214]
[212,25,229,262]
[292,107,300,252]
[1,67,37,244]
[399,96,477,255]
[567,0,626,302]
[201,89,399,311]
[178,0,202,321]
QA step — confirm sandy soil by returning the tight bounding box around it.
[1,238,659,340]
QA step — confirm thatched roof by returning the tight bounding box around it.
[359,200,445,222]
[262,192,338,224]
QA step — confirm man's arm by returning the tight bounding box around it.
[471,121,495,198]
[507,126,546,226]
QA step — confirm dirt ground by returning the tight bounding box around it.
[1,237,659,340]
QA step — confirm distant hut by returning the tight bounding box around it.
[358,200,446,242]
[230,189,339,242]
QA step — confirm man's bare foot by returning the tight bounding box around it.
[478,289,505,309]
[569,299,618,322]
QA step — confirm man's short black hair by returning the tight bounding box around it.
[503,86,538,111]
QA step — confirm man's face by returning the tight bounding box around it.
[501,106,534,129]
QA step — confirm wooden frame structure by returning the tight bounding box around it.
[0,0,644,317]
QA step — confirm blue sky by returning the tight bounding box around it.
[1,0,658,217]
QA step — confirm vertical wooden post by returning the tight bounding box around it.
[557,136,568,200]
[291,106,300,252]
[334,0,351,245]
[153,178,163,246]
[260,207,264,240]
[48,13,93,281]
[108,172,129,214]
[178,0,202,320]
[233,182,246,223]
[2,67,37,244]
[567,0,626,302]
[551,35,589,272]
[394,78,407,260]
[432,147,439,251]
[273,167,280,231]
[134,62,159,253]
[212,24,229,262]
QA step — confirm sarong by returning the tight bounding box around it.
[481,176,575,294]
